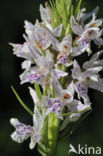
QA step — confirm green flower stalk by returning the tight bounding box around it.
[10,0,103,156]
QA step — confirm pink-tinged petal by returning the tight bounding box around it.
[82,6,99,21]
[29,87,39,105]
[21,60,32,70]
[45,50,54,68]
[40,5,62,37]
[83,50,103,69]
[33,106,44,134]
[72,46,86,56]
[9,42,33,61]
[85,66,103,74]
[24,20,34,30]
[69,100,91,112]
[24,20,35,38]
[40,4,51,26]
[72,60,81,79]
[77,8,86,22]
[70,16,83,35]
[53,69,68,79]
[67,81,75,96]
[51,76,63,96]
[87,78,103,92]
[82,27,100,40]
[85,13,102,29]
[58,35,72,53]
[47,32,59,50]
[51,24,63,37]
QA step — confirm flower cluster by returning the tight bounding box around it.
[10,1,103,152]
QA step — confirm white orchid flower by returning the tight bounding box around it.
[83,50,103,69]
[10,106,44,149]
[72,60,103,99]
[24,20,60,51]
[71,13,103,56]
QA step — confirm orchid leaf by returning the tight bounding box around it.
[66,0,72,17]
[11,86,33,116]
[60,109,94,140]
[75,0,82,18]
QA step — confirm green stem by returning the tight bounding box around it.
[48,113,60,155]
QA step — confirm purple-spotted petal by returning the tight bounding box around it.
[53,69,68,79]
[57,53,69,66]
[10,118,33,143]
[28,72,42,83]
[69,100,90,112]
[46,99,63,119]
[74,82,88,98]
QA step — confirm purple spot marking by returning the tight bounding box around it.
[28,72,43,82]
[77,83,87,97]
[82,38,89,46]
[58,53,68,64]
[16,123,32,136]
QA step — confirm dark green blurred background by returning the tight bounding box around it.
[0,0,103,156]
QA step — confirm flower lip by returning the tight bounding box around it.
[57,52,69,65]
[81,38,89,46]
[28,72,41,82]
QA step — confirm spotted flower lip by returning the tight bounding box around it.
[46,98,64,119]
[10,106,44,149]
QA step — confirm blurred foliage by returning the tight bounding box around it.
[0,0,103,156]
